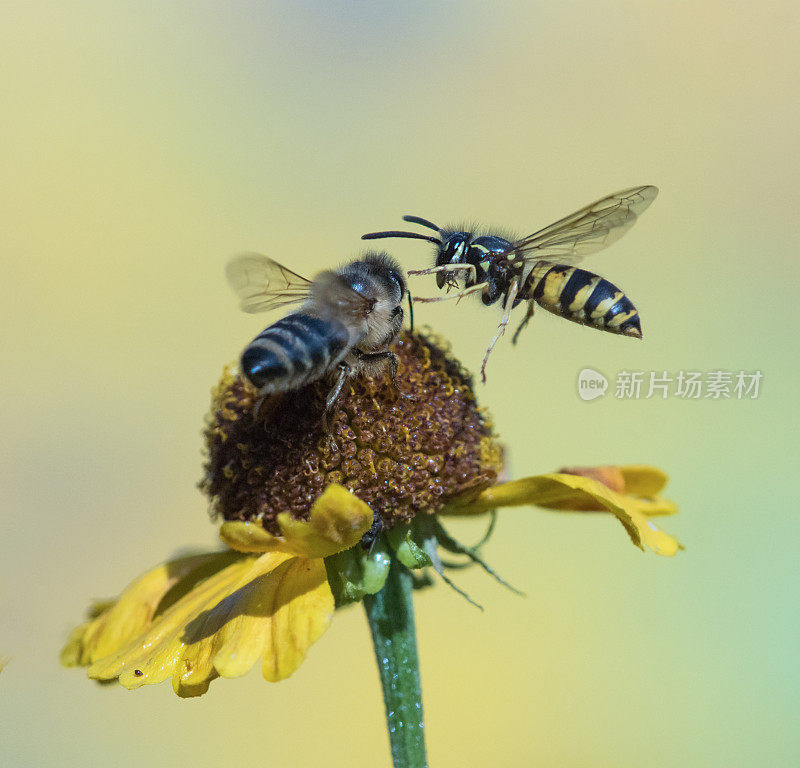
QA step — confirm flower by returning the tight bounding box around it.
[61,486,374,697]
[201,331,503,530]
[444,463,682,557]
[61,329,680,697]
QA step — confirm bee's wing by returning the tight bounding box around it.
[312,270,378,322]
[509,185,658,266]
[225,253,312,313]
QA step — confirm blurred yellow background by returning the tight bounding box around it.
[1,2,797,766]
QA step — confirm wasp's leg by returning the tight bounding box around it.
[323,363,351,434]
[511,300,535,346]
[480,279,519,384]
[413,282,489,304]
[408,263,478,289]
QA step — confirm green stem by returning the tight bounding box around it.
[363,558,428,768]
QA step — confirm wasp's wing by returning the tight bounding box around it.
[509,185,658,265]
[225,253,312,313]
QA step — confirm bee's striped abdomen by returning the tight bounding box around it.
[241,312,350,393]
[527,262,642,338]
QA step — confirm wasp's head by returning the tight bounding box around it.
[436,232,471,288]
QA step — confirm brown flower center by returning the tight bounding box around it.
[200,330,502,532]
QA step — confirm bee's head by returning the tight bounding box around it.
[355,251,406,305]
[436,232,471,288]
[338,252,407,348]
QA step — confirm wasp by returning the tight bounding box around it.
[226,251,407,429]
[362,185,658,381]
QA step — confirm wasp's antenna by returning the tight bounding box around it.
[361,230,441,245]
[402,215,440,232]
[407,289,414,332]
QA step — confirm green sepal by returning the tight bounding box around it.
[362,541,392,594]
[324,540,391,607]
[386,523,432,569]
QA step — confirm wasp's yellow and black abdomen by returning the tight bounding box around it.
[241,312,350,394]
[528,263,642,338]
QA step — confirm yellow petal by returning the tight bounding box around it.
[172,551,294,694]
[619,465,669,496]
[628,495,679,517]
[557,466,626,496]
[176,555,333,691]
[553,466,677,517]
[453,473,682,557]
[61,550,242,667]
[87,555,260,688]
[60,624,88,668]
[86,550,334,696]
[261,557,333,682]
[219,484,373,557]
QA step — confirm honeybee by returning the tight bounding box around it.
[226,251,407,428]
[362,185,658,382]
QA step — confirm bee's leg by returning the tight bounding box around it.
[511,300,535,346]
[384,351,400,391]
[323,363,351,434]
[357,350,403,395]
[414,281,489,304]
[253,394,268,422]
[480,279,519,384]
[253,391,283,424]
